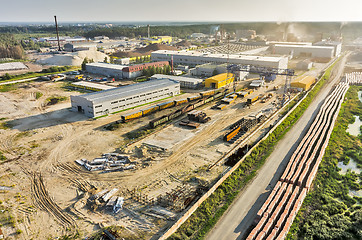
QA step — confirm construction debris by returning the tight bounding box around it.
[75,153,135,172]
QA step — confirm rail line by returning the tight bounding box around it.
[245,71,362,240]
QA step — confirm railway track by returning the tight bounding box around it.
[30,172,76,228]
[245,76,356,239]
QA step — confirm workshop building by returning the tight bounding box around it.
[291,75,316,91]
[205,73,234,89]
[71,79,180,118]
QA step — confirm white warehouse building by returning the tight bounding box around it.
[85,62,127,79]
[151,50,289,70]
[71,79,180,118]
[313,41,342,57]
[273,44,335,59]
[150,74,203,89]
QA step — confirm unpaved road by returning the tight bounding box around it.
[206,53,349,240]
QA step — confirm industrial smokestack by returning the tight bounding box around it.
[147,24,150,39]
[54,16,61,51]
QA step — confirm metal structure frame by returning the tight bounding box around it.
[227,64,295,105]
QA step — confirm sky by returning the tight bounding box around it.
[1,0,362,23]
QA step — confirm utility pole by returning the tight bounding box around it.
[54,16,61,51]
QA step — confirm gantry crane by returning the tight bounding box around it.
[227,64,295,105]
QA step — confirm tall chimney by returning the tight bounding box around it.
[54,16,61,51]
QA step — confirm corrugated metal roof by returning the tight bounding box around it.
[74,79,179,104]
[86,62,127,71]
[274,44,335,50]
[150,74,203,83]
[0,62,27,71]
[70,81,116,90]
[152,50,285,62]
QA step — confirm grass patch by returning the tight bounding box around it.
[46,96,68,105]
[168,57,342,240]
[0,66,79,83]
[286,85,362,240]
[0,83,18,92]
[0,151,6,162]
[35,91,43,99]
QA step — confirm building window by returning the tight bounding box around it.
[95,105,102,108]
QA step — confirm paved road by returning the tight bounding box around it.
[206,53,349,240]
[0,77,38,86]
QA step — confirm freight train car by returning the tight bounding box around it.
[121,111,142,122]
[187,95,202,102]
[141,105,160,116]
[149,115,169,128]
[174,98,188,106]
[157,101,175,110]
[200,90,215,98]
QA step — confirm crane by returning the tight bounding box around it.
[227,64,295,105]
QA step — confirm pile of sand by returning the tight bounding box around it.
[175,40,191,47]
[112,43,178,58]
[37,50,108,66]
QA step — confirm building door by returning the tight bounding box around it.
[77,106,83,112]
[211,83,216,89]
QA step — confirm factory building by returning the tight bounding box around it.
[85,61,169,79]
[313,41,342,57]
[151,50,288,70]
[189,63,249,80]
[122,61,169,79]
[64,42,97,52]
[290,75,316,91]
[273,44,335,59]
[71,79,180,118]
[150,74,203,89]
[205,73,234,89]
[190,63,228,77]
[85,62,127,78]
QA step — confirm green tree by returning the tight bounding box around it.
[3,73,12,80]
[81,57,89,71]
[103,57,108,63]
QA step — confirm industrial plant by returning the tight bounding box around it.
[1,15,361,240]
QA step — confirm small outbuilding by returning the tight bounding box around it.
[205,73,234,89]
[291,75,316,91]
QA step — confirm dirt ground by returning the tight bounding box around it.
[0,75,293,239]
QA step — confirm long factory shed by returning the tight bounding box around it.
[71,79,180,118]
[151,50,289,70]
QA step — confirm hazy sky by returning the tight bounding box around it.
[1,0,362,23]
